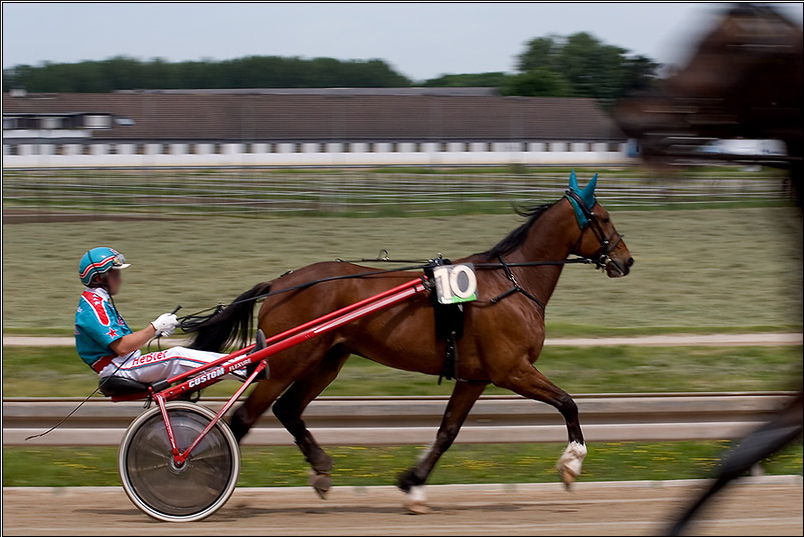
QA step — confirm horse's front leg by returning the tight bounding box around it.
[397,379,487,514]
[495,362,586,488]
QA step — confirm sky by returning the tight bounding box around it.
[3,2,803,82]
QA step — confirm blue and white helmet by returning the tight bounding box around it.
[78,247,130,286]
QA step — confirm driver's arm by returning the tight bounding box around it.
[109,325,158,356]
[109,313,179,356]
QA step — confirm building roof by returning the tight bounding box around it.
[113,87,500,96]
[2,91,625,142]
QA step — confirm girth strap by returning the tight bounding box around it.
[438,331,459,385]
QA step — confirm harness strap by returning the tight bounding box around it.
[489,254,546,310]
[438,331,459,385]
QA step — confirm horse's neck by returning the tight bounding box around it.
[506,203,576,308]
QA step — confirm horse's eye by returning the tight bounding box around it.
[602,217,610,224]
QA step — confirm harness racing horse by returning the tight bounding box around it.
[188,171,633,513]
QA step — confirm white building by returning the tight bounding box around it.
[3,88,633,168]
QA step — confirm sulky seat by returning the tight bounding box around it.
[99,376,150,397]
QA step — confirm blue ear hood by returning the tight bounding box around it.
[566,170,598,227]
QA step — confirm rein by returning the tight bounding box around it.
[181,196,623,330]
[486,254,545,309]
[179,264,429,330]
[178,255,599,331]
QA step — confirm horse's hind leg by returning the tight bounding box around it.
[229,376,295,443]
[397,379,487,514]
[272,345,350,499]
[229,337,341,442]
[495,363,585,488]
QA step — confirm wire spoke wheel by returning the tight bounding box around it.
[118,402,240,522]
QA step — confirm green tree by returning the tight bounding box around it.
[511,32,660,101]
[2,55,412,92]
[421,72,511,88]
[517,36,559,72]
[500,67,571,97]
[101,56,142,90]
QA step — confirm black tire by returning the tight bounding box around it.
[118,402,240,522]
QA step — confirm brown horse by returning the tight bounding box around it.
[189,171,633,512]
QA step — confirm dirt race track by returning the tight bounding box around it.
[3,477,802,536]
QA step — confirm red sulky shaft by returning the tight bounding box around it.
[157,277,428,465]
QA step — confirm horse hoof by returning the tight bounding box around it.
[309,473,331,499]
[405,486,430,514]
[406,501,431,515]
[556,441,586,490]
[558,466,577,490]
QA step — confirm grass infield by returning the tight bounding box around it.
[3,441,801,488]
[2,207,802,336]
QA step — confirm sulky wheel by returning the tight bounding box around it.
[118,401,240,522]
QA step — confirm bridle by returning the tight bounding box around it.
[565,189,625,274]
[484,192,626,309]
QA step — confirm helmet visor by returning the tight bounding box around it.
[111,253,130,270]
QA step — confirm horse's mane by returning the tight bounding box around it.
[479,201,555,260]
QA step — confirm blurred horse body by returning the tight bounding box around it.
[613,4,803,534]
[614,3,803,200]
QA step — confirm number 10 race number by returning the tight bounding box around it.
[432,263,478,305]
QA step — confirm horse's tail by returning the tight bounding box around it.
[185,281,273,352]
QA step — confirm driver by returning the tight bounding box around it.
[75,247,264,386]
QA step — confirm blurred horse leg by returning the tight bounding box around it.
[666,390,803,536]
[228,338,337,443]
[272,345,350,499]
[495,361,586,487]
[397,379,488,514]
[228,376,293,443]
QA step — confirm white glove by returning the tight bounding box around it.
[151,313,179,337]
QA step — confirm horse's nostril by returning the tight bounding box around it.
[627,257,634,267]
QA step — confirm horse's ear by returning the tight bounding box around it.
[569,169,578,190]
[581,173,598,207]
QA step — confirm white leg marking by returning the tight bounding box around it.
[408,486,427,504]
[405,486,430,514]
[557,441,587,486]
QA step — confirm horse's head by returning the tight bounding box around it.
[564,170,633,278]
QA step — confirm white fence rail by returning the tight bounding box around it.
[2,168,792,219]
[3,392,795,446]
